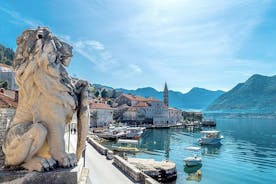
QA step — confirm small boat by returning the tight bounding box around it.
[198,130,223,145]
[94,129,126,140]
[184,146,202,166]
[112,139,139,152]
[184,156,202,167]
[125,127,145,140]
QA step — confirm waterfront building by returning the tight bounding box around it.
[123,107,137,121]
[182,111,203,122]
[0,64,17,90]
[115,94,148,106]
[90,101,114,127]
[168,108,183,125]
[120,93,182,126]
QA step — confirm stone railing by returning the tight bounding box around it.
[87,137,159,184]
[87,137,108,155]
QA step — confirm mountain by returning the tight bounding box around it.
[116,87,224,110]
[207,74,276,113]
[0,44,14,66]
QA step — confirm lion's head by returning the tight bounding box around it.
[14,27,73,69]
[14,27,76,109]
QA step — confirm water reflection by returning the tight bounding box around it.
[184,164,202,182]
[103,119,276,183]
[201,144,222,156]
[140,129,172,159]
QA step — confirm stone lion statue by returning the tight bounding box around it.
[2,27,90,172]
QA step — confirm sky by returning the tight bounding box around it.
[0,0,276,92]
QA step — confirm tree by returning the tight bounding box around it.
[107,99,112,106]
[95,91,100,98]
[111,89,117,98]
[101,89,108,99]
[0,80,9,89]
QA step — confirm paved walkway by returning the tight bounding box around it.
[66,133,134,184]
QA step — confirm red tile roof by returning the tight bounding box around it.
[121,94,160,103]
[133,101,149,108]
[0,63,13,70]
[146,97,160,102]
[122,94,147,101]
[3,90,17,99]
[127,107,137,111]
[90,102,112,110]
[0,92,17,108]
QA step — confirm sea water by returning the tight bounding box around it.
[129,118,276,184]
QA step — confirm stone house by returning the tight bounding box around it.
[90,101,113,128]
[0,63,17,90]
[121,95,182,126]
[115,94,148,106]
[123,107,137,121]
[168,108,183,125]
[182,111,203,122]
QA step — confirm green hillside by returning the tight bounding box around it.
[0,44,14,66]
[207,74,276,113]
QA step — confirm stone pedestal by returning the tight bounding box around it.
[0,167,78,184]
[0,157,86,184]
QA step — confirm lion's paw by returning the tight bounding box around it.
[59,153,77,168]
[22,157,57,172]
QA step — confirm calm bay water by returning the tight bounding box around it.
[133,119,276,184]
[114,119,276,184]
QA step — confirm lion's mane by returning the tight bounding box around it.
[12,27,77,125]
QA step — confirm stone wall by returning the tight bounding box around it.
[0,108,15,166]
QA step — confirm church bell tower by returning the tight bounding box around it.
[164,82,169,107]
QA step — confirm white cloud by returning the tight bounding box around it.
[0,6,41,27]
[0,6,118,73]
[124,0,270,59]
[129,64,142,74]
[86,40,105,50]
[72,39,118,71]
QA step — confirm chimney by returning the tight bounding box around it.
[14,90,19,102]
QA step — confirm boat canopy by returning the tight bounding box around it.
[185,146,201,151]
[117,139,139,144]
[200,130,220,134]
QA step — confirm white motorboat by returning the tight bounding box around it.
[184,156,202,166]
[198,130,224,145]
[184,146,202,166]
[94,129,127,140]
[126,127,145,140]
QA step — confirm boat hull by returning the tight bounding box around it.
[198,137,223,145]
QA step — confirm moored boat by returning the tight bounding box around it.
[184,146,202,166]
[198,130,223,145]
[112,139,139,152]
[94,129,127,140]
[125,127,145,140]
